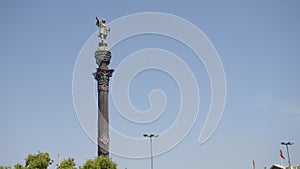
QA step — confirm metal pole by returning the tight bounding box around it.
[286,145,291,169]
[144,134,158,169]
[150,137,153,169]
[281,142,294,169]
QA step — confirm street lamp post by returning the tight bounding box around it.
[144,134,159,169]
[281,141,294,169]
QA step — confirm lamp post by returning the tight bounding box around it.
[143,134,159,169]
[281,141,294,169]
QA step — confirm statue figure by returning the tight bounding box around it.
[96,17,110,44]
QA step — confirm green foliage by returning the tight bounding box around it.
[13,164,24,169]
[25,151,53,169]
[82,156,117,169]
[1,152,118,169]
[96,157,117,169]
[82,159,96,169]
[58,158,76,169]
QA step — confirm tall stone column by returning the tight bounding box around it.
[94,18,113,157]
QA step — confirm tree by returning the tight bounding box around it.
[82,156,117,169]
[82,159,97,169]
[96,157,117,169]
[0,166,11,169]
[58,158,76,169]
[13,164,24,169]
[25,151,53,169]
[0,152,119,169]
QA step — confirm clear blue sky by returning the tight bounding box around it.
[0,1,299,169]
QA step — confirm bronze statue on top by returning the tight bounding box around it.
[96,17,110,45]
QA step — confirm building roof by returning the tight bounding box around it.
[270,164,286,169]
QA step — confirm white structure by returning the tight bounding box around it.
[270,164,300,169]
[270,164,286,169]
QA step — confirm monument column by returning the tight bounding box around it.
[94,17,114,157]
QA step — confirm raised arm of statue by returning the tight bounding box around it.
[96,17,100,27]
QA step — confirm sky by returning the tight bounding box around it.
[0,1,300,169]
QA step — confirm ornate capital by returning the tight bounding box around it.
[95,68,114,87]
